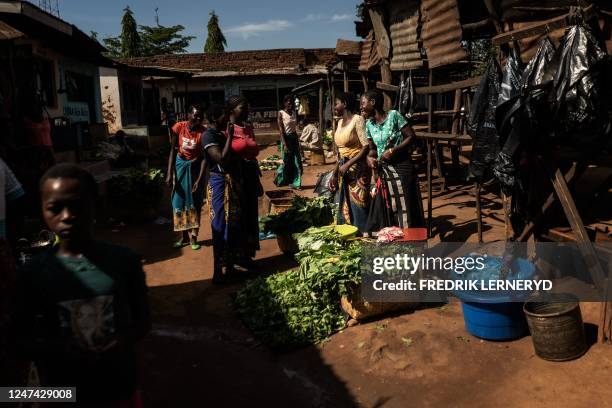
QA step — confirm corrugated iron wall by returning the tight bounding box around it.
[420,0,467,68]
[388,0,423,70]
[359,30,382,71]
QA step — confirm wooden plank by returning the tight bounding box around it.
[380,62,393,110]
[361,72,369,92]
[547,162,610,343]
[517,163,581,242]
[416,76,482,95]
[368,7,391,59]
[411,110,459,117]
[451,88,462,136]
[415,131,471,141]
[318,82,324,140]
[376,81,398,92]
[491,5,594,45]
[427,140,433,238]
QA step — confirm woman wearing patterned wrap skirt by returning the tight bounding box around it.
[329,92,371,234]
[274,95,302,189]
[166,105,207,250]
[360,91,424,232]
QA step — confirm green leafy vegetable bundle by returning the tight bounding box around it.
[107,168,165,208]
[260,196,335,235]
[235,227,362,349]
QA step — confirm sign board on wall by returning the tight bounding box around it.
[63,101,90,123]
[249,110,278,130]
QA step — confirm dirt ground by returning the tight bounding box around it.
[96,146,612,408]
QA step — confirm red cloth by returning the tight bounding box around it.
[228,124,259,160]
[172,121,205,161]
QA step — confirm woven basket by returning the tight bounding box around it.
[341,283,418,321]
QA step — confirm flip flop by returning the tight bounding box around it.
[190,243,201,250]
[173,241,188,249]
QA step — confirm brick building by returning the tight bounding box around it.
[115,48,335,136]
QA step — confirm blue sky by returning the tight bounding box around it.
[57,0,361,52]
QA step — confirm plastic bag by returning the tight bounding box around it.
[397,70,417,119]
[468,58,502,181]
[493,48,524,194]
[521,37,557,146]
[313,170,334,197]
[551,24,610,147]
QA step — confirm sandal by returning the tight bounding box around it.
[190,243,201,250]
[173,241,188,249]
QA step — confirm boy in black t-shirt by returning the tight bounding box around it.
[13,164,150,406]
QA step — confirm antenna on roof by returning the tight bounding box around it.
[38,0,60,18]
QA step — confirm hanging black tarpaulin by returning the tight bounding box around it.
[551,23,610,148]
[467,58,502,181]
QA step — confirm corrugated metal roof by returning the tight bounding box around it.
[0,20,23,40]
[336,39,362,56]
[359,30,382,71]
[388,0,423,70]
[420,0,468,68]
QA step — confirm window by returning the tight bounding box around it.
[65,71,93,103]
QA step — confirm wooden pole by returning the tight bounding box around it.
[319,81,324,140]
[361,72,369,92]
[427,141,433,238]
[426,69,434,238]
[380,61,393,111]
[343,69,349,93]
[475,182,483,243]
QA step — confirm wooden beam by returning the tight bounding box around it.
[318,81,324,139]
[415,76,482,95]
[462,18,493,32]
[415,131,471,141]
[492,5,594,45]
[361,72,369,92]
[380,62,393,110]
[368,7,391,59]
[376,81,399,92]
[546,161,610,343]
[343,69,349,93]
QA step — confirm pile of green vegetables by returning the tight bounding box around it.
[235,227,362,349]
[260,196,335,235]
[107,168,165,208]
[260,154,282,171]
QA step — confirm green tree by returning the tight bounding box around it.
[204,11,226,53]
[102,36,122,58]
[140,23,195,56]
[120,6,141,57]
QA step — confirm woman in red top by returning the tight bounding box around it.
[225,96,262,270]
[166,105,207,250]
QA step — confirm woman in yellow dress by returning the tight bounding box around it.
[329,92,371,234]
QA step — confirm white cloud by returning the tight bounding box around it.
[302,14,325,22]
[225,20,292,40]
[330,14,353,22]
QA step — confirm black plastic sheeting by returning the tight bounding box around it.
[490,23,611,197]
[551,24,611,147]
[493,48,524,194]
[397,70,417,119]
[467,58,502,181]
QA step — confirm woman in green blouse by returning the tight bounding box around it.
[360,90,424,231]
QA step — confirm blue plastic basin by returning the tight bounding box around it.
[461,302,528,340]
[453,256,535,340]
